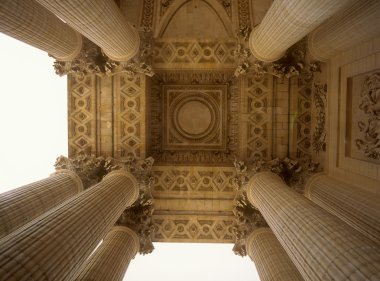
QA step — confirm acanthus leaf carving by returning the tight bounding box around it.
[105,156,155,185]
[116,180,155,255]
[54,33,154,78]
[355,72,380,160]
[312,83,327,153]
[232,189,267,257]
[55,152,156,254]
[233,36,321,80]
[110,156,155,254]
[233,156,320,194]
[54,152,107,189]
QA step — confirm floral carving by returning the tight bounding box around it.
[312,83,327,153]
[117,179,155,255]
[105,156,155,185]
[233,36,321,80]
[233,156,320,194]
[55,153,156,253]
[232,190,267,256]
[54,34,154,78]
[54,152,107,189]
[355,72,380,160]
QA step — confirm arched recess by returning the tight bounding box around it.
[155,0,234,39]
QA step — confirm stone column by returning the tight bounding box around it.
[35,0,140,61]
[305,174,380,244]
[247,172,380,281]
[0,0,82,61]
[74,226,139,281]
[249,0,354,62]
[246,228,304,281]
[308,0,380,61]
[0,170,139,281]
[0,170,83,239]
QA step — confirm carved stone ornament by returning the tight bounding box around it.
[312,83,327,153]
[54,151,155,187]
[232,189,267,256]
[56,153,156,254]
[54,152,107,189]
[233,36,321,80]
[116,180,155,255]
[233,156,320,194]
[104,156,155,185]
[355,72,380,160]
[107,156,155,254]
[54,33,154,78]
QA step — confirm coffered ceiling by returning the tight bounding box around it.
[67,0,324,243]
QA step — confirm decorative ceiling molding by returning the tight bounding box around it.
[152,40,237,70]
[152,214,235,242]
[149,72,239,166]
[162,85,227,150]
[67,74,97,156]
[155,0,234,38]
[152,166,236,195]
[113,74,147,159]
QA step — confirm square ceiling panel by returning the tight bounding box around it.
[162,85,227,151]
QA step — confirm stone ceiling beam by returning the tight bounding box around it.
[35,0,140,62]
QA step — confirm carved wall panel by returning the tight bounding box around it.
[152,215,235,242]
[347,70,380,162]
[152,166,236,194]
[113,74,146,158]
[239,74,273,160]
[162,85,227,150]
[152,40,236,69]
[290,75,312,158]
[68,74,97,156]
[140,0,154,30]
[312,83,327,154]
[237,0,252,29]
[149,71,238,166]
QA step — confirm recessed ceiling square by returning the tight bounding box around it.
[162,85,227,151]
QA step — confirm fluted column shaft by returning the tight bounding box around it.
[35,0,140,61]
[0,170,139,281]
[0,170,83,239]
[305,174,380,244]
[308,0,380,61]
[74,226,139,281]
[249,0,353,62]
[247,172,380,281]
[246,228,304,281]
[0,0,82,60]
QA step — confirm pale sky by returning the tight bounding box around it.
[0,33,259,281]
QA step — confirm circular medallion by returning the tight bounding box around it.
[177,100,212,135]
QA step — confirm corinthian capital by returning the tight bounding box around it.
[232,189,267,257]
[54,152,107,189]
